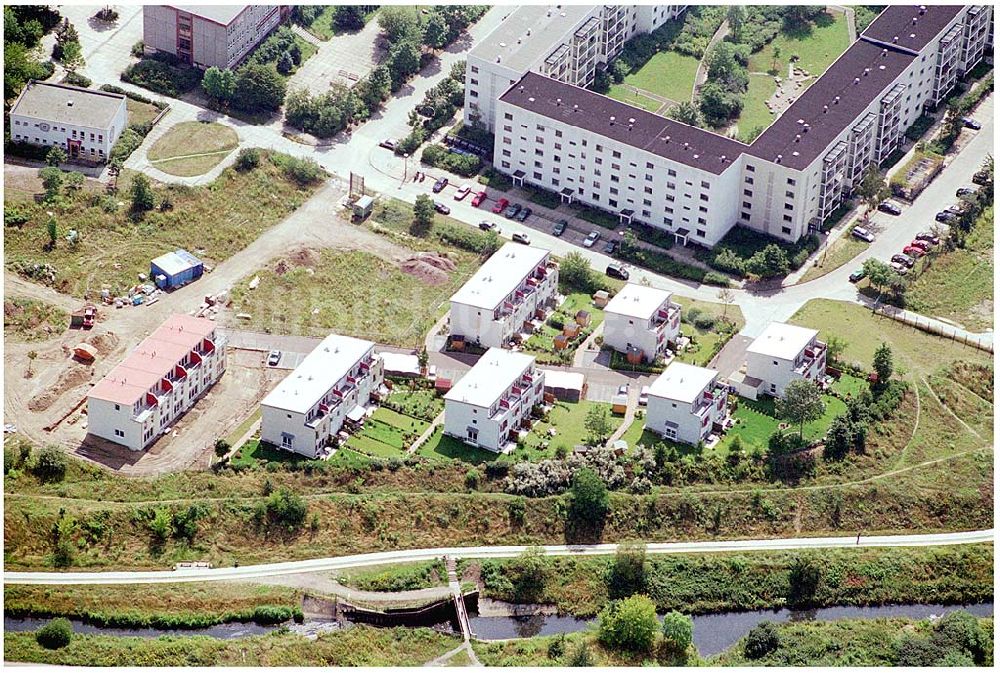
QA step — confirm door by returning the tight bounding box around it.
[67,139,81,159]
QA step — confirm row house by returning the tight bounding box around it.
[260,335,384,459]
[732,322,827,400]
[87,315,226,451]
[645,362,728,446]
[602,283,681,363]
[443,349,545,453]
[449,243,559,349]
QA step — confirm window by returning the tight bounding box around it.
[746,164,755,172]
[596,144,603,152]
[281,434,293,448]
[700,180,710,189]
[781,226,792,235]
[697,217,706,225]
[612,150,621,159]
[696,229,706,238]
[668,169,676,177]
[666,182,675,190]
[742,201,751,209]
[466,427,479,442]
[503,125,512,132]
[114,404,121,411]
[782,214,792,222]
[741,211,751,221]
[743,188,753,197]
[114,429,125,438]
[784,203,793,210]
[608,199,617,207]
[645,161,654,169]
[785,190,795,198]
[745,176,754,185]
[555,130,562,138]
[610,187,619,195]
[504,112,512,120]
[643,199,652,206]
[595,157,602,165]
[471,65,479,73]
[533,171,542,180]
[470,78,478,85]
[699,194,709,202]
[787,178,797,186]
[536,124,545,131]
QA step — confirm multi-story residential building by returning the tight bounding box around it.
[733,322,827,400]
[260,334,384,459]
[645,362,728,445]
[143,5,289,70]
[87,315,226,451]
[464,5,686,130]
[602,283,682,362]
[449,242,559,349]
[8,81,127,163]
[489,5,991,246]
[443,348,545,453]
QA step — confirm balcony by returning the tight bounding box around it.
[795,342,827,375]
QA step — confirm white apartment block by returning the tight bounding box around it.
[733,322,827,400]
[443,348,545,453]
[645,362,728,446]
[449,242,559,349]
[465,5,686,130]
[489,5,991,247]
[9,81,127,163]
[87,315,226,451]
[143,5,288,70]
[602,283,681,362]
[260,335,384,459]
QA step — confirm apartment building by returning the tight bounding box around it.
[260,335,384,459]
[87,315,226,451]
[645,362,728,446]
[465,5,686,129]
[143,5,288,70]
[9,81,127,163]
[449,242,559,349]
[732,322,827,400]
[443,348,545,453]
[602,283,682,362]
[489,5,991,247]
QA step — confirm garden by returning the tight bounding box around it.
[522,292,606,365]
[695,225,821,280]
[345,408,431,459]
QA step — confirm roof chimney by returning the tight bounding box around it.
[795,134,801,142]
[67,99,74,107]
[912,17,918,26]
[775,154,783,164]
[854,77,860,84]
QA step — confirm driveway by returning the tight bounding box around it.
[287,20,385,94]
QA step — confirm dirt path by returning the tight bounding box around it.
[692,19,730,102]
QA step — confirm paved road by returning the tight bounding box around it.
[6,529,992,585]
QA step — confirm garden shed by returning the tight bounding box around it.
[151,249,204,290]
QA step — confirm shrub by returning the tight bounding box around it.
[744,621,780,659]
[420,144,482,177]
[235,147,261,171]
[703,271,732,286]
[598,595,659,652]
[62,71,91,88]
[269,154,323,185]
[693,315,716,330]
[661,610,694,654]
[569,467,610,526]
[264,487,308,530]
[32,445,67,483]
[122,56,200,97]
[36,618,73,649]
[109,128,144,162]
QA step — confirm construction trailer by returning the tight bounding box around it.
[150,249,204,290]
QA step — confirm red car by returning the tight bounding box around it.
[471,191,487,207]
[902,245,926,258]
[491,197,509,214]
[909,239,932,251]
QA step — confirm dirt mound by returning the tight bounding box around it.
[274,260,290,276]
[85,331,120,357]
[289,248,320,268]
[28,363,93,412]
[399,253,457,286]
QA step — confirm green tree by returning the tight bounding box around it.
[932,610,988,665]
[129,173,155,212]
[214,438,230,457]
[661,610,694,654]
[861,258,893,296]
[202,67,236,102]
[825,335,847,364]
[717,286,735,322]
[744,621,780,659]
[265,487,308,530]
[276,50,295,75]
[40,166,63,202]
[423,11,449,49]
[235,147,261,171]
[559,251,595,292]
[569,467,609,525]
[4,41,49,101]
[857,165,889,222]
[334,5,366,31]
[699,80,743,126]
[872,342,893,386]
[776,379,825,440]
[46,146,67,166]
[507,546,547,601]
[787,555,822,606]
[388,40,422,89]
[149,507,172,541]
[46,216,58,248]
[379,6,422,43]
[823,413,855,460]
[412,194,435,233]
[32,445,66,483]
[26,350,38,376]
[64,171,84,192]
[60,40,84,72]
[726,5,747,40]
[606,541,647,599]
[36,618,73,649]
[567,640,594,666]
[584,404,611,445]
[746,244,791,278]
[597,594,659,652]
[368,64,393,102]
[667,101,703,128]
[234,64,286,113]
[771,45,782,72]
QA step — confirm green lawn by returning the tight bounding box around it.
[416,428,498,464]
[621,50,700,103]
[748,10,851,76]
[126,98,162,127]
[386,386,443,421]
[148,122,238,162]
[606,85,664,113]
[620,417,647,449]
[299,6,377,40]
[230,439,309,468]
[799,230,869,283]
[522,292,606,362]
[345,408,430,458]
[515,400,614,460]
[830,373,867,398]
[224,408,262,448]
[735,74,777,139]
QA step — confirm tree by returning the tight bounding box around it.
[661,611,694,654]
[44,216,58,249]
[857,166,889,222]
[666,101,703,128]
[149,507,172,541]
[388,39,422,89]
[46,146,67,167]
[107,157,124,190]
[423,11,449,49]
[413,194,435,233]
[567,641,593,666]
[5,41,49,101]
[507,547,547,601]
[559,252,595,292]
[620,229,637,254]
[27,349,38,376]
[417,346,429,371]
[214,439,230,458]
[872,342,893,386]
[606,541,647,599]
[568,467,609,525]
[129,173,155,212]
[861,258,893,296]
[726,5,747,40]
[64,171,84,192]
[277,50,295,75]
[234,64,286,113]
[60,39,84,72]
[202,66,236,102]
[771,45,782,73]
[379,6,422,43]
[776,379,825,440]
[597,595,659,652]
[235,147,261,171]
[705,42,749,90]
[826,335,847,364]
[334,5,366,31]
[32,445,67,483]
[745,244,790,278]
[744,621,780,659]
[823,413,854,460]
[717,287,735,323]
[40,166,63,202]
[367,65,393,102]
[787,555,822,606]
[36,618,73,649]
[265,487,308,530]
[932,610,988,665]
[584,405,611,445]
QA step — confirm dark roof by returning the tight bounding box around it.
[747,39,914,170]
[499,72,746,175]
[860,4,965,54]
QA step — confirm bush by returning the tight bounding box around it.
[62,71,91,88]
[598,595,659,652]
[264,487,307,530]
[131,40,144,57]
[269,153,324,185]
[35,618,73,649]
[744,621,780,659]
[121,56,201,97]
[109,128,144,163]
[661,610,694,654]
[420,144,482,177]
[32,445,67,483]
[235,147,261,171]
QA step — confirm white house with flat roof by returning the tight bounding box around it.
[645,362,728,445]
[733,322,827,400]
[443,348,544,453]
[603,284,682,362]
[260,334,384,458]
[449,243,559,349]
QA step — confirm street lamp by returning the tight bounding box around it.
[402,153,410,184]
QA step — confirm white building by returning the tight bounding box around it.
[87,314,226,451]
[464,5,686,130]
[9,81,127,163]
[143,5,288,70]
[733,322,827,400]
[443,348,545,453]
[260,334,384,459]
[645,362,728,446]
[449,242,559,349]
[490,5,991,246]
[602,283,682,362]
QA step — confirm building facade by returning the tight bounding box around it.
[443,348,544,453]
[645,362,728,445]
[9,81,127,163]
[260,335,384,459]
[87,315,226,451]
[602,283,681,362]
[143,5,288,70]
[449,243,560,349]
[734,322,827,400]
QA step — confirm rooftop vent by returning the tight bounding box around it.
[882,49,888,57]
[864,68,870,76]
[834,96,840,104]
[776,154,783,164]
[67,99,74,107]
[912,17,918,25]
[556,97,562,105]
[823,105,829,113]
[854,77,860,84]
[499,42,506,47]
[893,35,899,43]
[528,96,535,102]
[909,33,916,38]
[693,153,699,159]
[628,117,635,124]
[795,134,801,142]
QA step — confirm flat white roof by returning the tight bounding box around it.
[380,352,420,376]
[10,81,125,129]
[450,243,550,311]
[469,5,595,73]
[604,284,673,320]
[167,5,249,25]
[746,322,818,361]
[539,368,585,391]
[649,361,718,404]
[445,348,536,407]
[261,334,374,415]
[151,249,201,276]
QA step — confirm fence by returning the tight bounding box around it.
[874,305,993,354]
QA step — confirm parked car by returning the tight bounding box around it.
[639,386,650,406]
[552,219,568,237]
[946,203,969,215]
[909,239,932,251]
[603,239,619,255]
[877,200,902,216]
[849,268,866,283]
[478,220,498,231]
[471,190,488,207]
[511,232,531,245]
[606,263,629,280]
[962,117,982,130]
[934,210,957,223]
[902,245,926,258]
[267,350,282,367]
[378,139,396,151]
[515,206,532,222]
[616,383,629,396]
[432,177,449,193]
[583,231,602,248]
[434,201,451,215]
[972,170,990,186]
[851,226,875,243]
[891,253,915,268]
[956,186,977,197]
[915,231,940,245]
[889,260,909,275]
[492,197,509,214]
[454,184,472,201]
[503,203,522,219]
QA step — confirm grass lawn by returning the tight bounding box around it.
[798,230,868,283]
[229,248,477,347]
[148,122,239,176]
[522,292,605,359]
[748,10,851,76]
[416,427,498,464]
[619,417,647,449]
[3,152,319,298]
[671,295,744,367]
[621,50,700,103]
[904,207,993,331]
[299,6,377,40]
[223,408,261,448]
[830,373,867,398]
[149,154,235,177]
[515,400,614,460]
[126,98,163,127]
[606,84,664,113]
[3,297,68,342]
[386,386,443,420]
[230,439,308,468]
[735,74,777,138]
[345,408,430,458]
